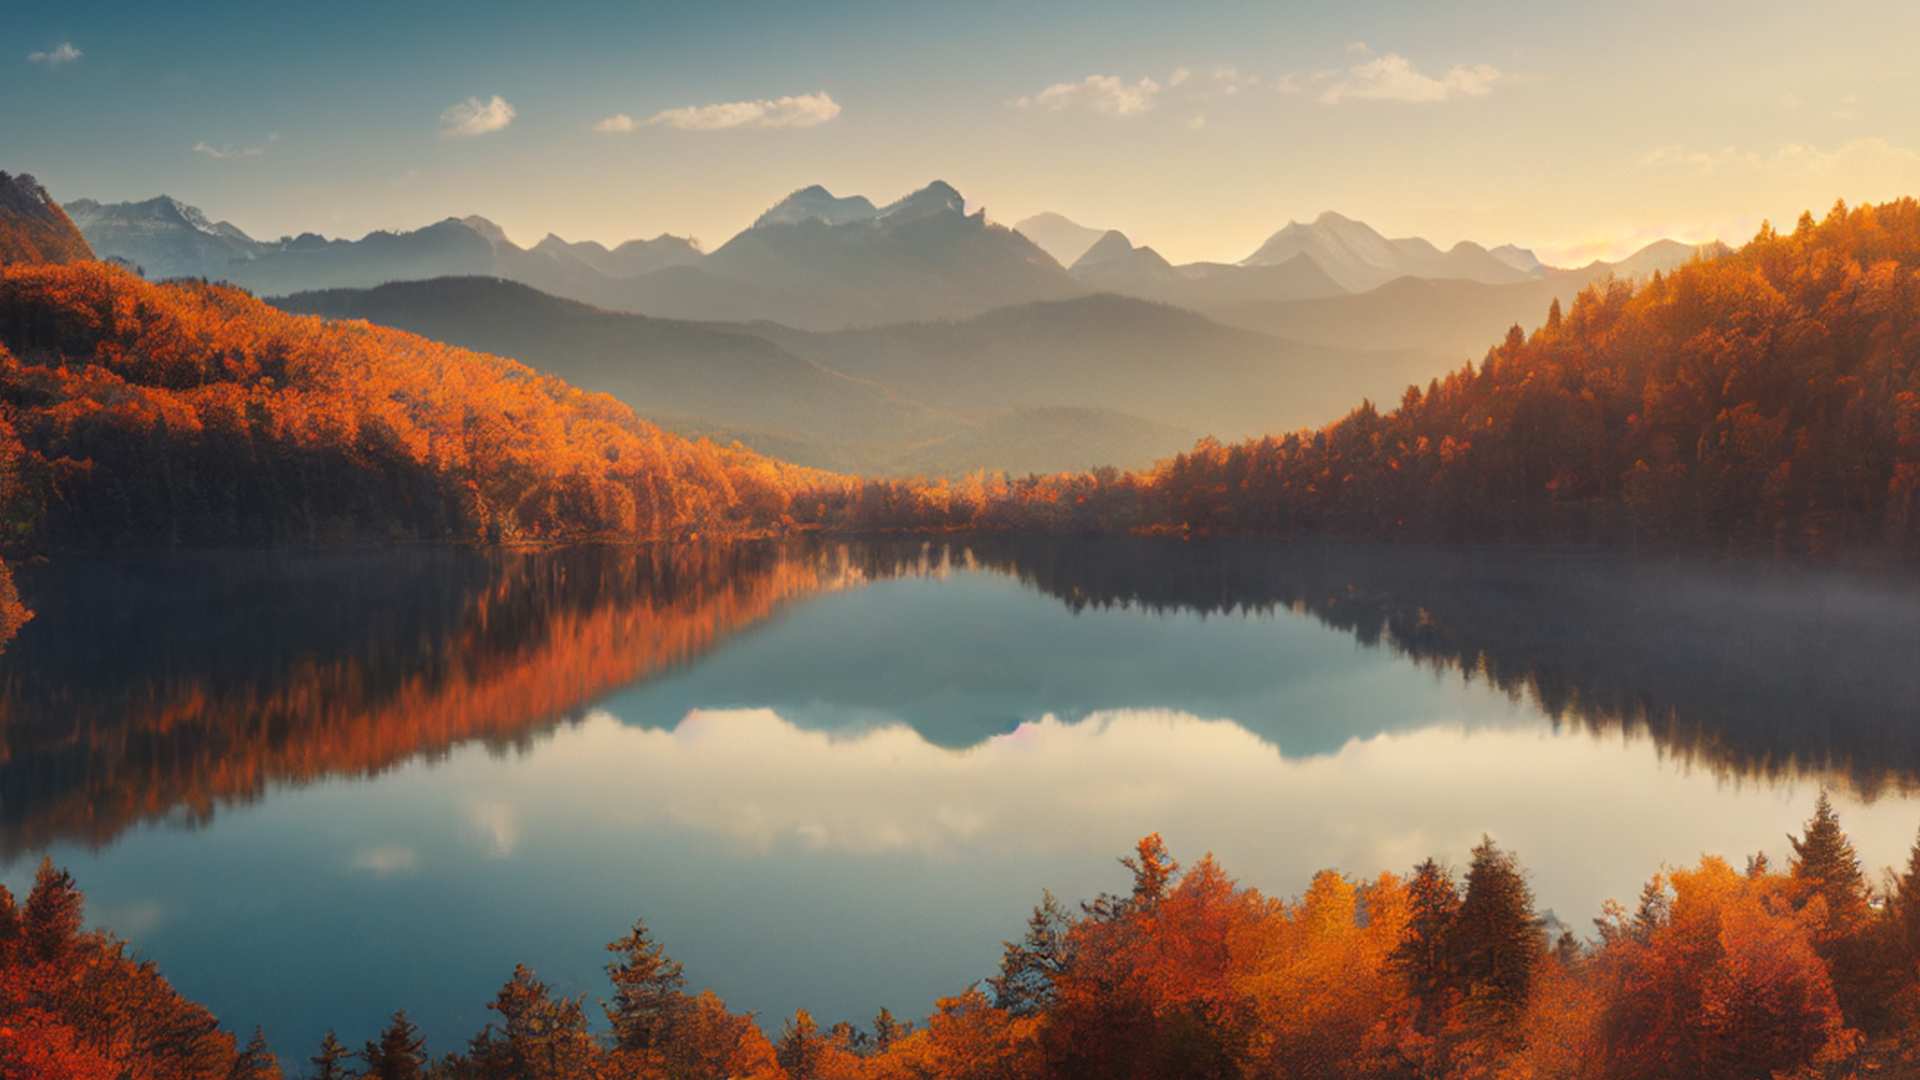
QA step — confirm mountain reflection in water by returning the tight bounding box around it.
[3,537,1918,860]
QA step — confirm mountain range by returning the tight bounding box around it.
[70,183,1723,333]
[63,179,1733,476]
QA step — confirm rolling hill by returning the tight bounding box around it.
[270,278,1201,475]
[756,292,1425,442]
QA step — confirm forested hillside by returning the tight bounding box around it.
[833,199,1920,557]
[0,262,839,553]
[1147,198,1920,551]
[0,173,92,268]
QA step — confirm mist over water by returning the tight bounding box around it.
[2,538,1917,1054]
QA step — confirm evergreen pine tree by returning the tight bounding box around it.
[603,918,689,1054]
[1790,792,1869,914]
[872,1007,912,1053]
[988,889,1074,1015]
[775,1010,823,1080]
[230,1027,282,1080]
[1390,857,1460,1034]
[1791,793,1885,1031]
[22,856,84,964]
[360,1010,426,1080]
[310,1030,354,1080]
[1450,836,1543,1024]
[468,964,597,1080]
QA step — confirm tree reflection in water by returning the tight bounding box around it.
[3,537,1918,860]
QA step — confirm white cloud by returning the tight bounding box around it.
[440,95,516,137]
[469,801,518,857]
[598,91,840,133]
[1318,53,1502,104]
[1012,74,1163,116]
[350,846,418,876]
[28,43,81,69]
[193,141,265,159]
[500,709,1920,925]
[1642,137,1919,178]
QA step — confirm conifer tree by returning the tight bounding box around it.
[603,918,689,1054]
[1791,793,1885,1030]
[775,1010,823,1080]
[310,1030,354,1080]
[988,889,1074,1015]
[1390,858,1460,1034]
[1790,793,1869,911]
[468,964,597,1080]
[22,856,83,964]
[872,1006,913,1053]
[1450,836,1543,1024]
[360,1011,426,1080]
[230,1027,282,1080]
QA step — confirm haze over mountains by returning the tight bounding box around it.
[68,179,1731,476]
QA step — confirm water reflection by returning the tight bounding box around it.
[960,537,1920,795]
[0,543,851,859]
[4,537,1920,861]
[5,537,1920,1052]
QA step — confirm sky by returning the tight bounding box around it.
[8,0,1920,265]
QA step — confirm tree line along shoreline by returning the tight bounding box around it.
[7,794,1920,1078]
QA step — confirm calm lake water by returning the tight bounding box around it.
[4,538,1920,1057]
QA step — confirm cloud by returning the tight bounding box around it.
[89,899,164,937]
[469,801,518,857]
[1012,74,1163,116]
[193,141,266,159]
[1641,137,1919,178]
[598,91,840,133]
[440,95,516,137]
[350,846,418,876]
[28,43,81,69]
[498,708,1918,928]
[1318,53,1502,104]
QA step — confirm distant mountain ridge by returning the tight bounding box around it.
[1013,211,1108,266]
[1241,211,1538,291]
[72,181,1084,330]
[71,184,1731,338]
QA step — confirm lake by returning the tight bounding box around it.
[4,537,1920,1057]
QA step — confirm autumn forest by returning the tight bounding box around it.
[13,801,1920,1079]
[8,162,1920,1080]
